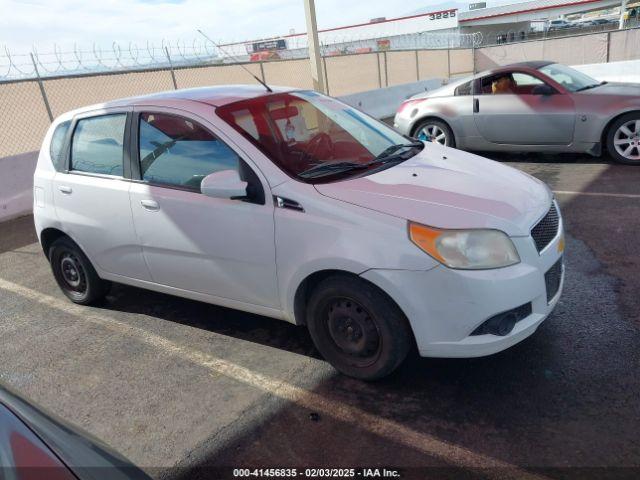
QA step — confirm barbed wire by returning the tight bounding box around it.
[0,40,221,80]
[1,31,482,81]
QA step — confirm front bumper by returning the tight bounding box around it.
[361,217,564,358]
[393,112,413,136]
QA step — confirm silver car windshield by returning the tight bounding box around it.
[538,63,601,92]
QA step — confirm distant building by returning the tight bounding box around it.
[457,0,623,44]
[218,0,626,60]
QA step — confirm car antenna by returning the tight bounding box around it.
[197,29,273,93]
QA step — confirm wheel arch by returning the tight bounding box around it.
[39,228,93,265]
[410,115,454,138]
[294,270,356,326]
[40,227,69,257]
[601,109,640,151]
[292,268,415,346]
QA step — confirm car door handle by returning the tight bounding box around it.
[274,196,305,212]
[58,186,72,194]
[140,199,160,211]
[473,98,480,113]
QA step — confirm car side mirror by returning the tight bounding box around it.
[532,84,555,96]
[201,170,248,200]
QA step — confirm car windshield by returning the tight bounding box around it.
[216,91,422,183]
[538,63,602,92]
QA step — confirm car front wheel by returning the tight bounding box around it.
[607,113,640,165]
[306,275,413,381]
[413,119,455,148]
[49,237,111,305]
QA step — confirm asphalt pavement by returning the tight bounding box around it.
[0,154,638,480]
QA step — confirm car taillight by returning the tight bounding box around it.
[397,98,424,114]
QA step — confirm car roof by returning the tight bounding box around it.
[61,84,300,118]
[111,84,298,107]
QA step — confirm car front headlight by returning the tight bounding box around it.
[408,222,520,270]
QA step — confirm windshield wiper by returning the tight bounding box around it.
[374,141,424,161]
[298,142,424,179]
[298,161,367,179]
[576,81,606,92]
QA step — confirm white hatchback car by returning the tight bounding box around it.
[34,85,564,380]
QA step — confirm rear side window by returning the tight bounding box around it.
[71,114,127,176]
[50,121,71,171]
[454,81,472,96]
[138,113,240,191]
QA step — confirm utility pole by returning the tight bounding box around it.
[303,0,326,94]
[619,0,629,29]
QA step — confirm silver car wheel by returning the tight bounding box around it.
[613,120,640,161]
[417,125,448,146]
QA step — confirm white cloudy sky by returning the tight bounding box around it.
[0,0,530,53]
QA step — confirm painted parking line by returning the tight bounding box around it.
[554,190,640,199]
[0,277,547,480]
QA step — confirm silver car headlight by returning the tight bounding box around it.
[409,222,520,270]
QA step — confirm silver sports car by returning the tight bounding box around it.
[393,61,640,164]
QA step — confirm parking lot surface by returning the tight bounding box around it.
[1,154,639,479]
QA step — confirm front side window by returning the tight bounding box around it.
[512,73,544,87]
[50,120,71,171]
[217,91,421,183]
[71,114,126,176]
[138,113,240,191]
[479,71,553,95]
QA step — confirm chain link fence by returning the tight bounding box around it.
[0,31,481,82]
[0,42,476,161]
[0,30,480,162]
[0,42,218,82]
[4,26,639,162]
[475,17,640,47]
[0,80,52,157]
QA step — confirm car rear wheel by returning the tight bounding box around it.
[306,275,413,381]
[607,113,640,165]
[413,119,455,148]
[49,237,111,305]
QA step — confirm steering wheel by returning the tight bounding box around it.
[307,132,334,160]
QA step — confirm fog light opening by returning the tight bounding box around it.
[470,303,532,337]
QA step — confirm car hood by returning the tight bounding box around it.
[314,143,552,237]
[579,82,640,96]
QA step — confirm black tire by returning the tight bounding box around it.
[306,275,413,381]
[606,112,640,165]
[413,118,456,148]
[48,236,111,305]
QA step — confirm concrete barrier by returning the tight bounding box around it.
[338,78,444,119]
[574,59,640,83]
[0,151,38,222]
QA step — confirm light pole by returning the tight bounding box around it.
[619,0,629,29]
[303,0,326,93]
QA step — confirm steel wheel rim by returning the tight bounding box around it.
[60,252,86,292]
[613,120,640,160]
[324,297,382,367]
[417,125,447,145]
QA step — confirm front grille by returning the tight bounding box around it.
[531,203,559,252]
[545,257,563,303]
